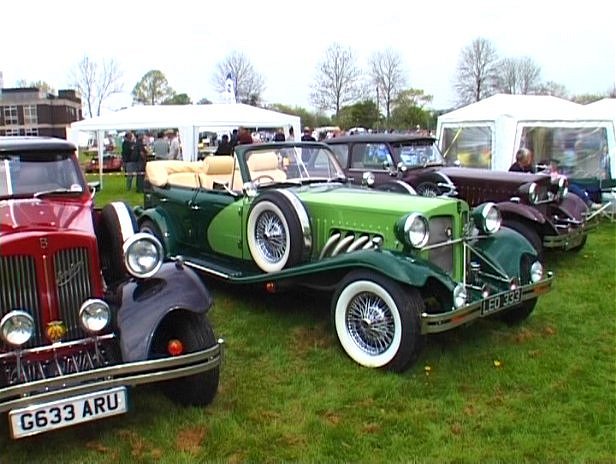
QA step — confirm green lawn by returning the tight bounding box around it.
[2,181,614,462]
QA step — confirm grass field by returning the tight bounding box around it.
[2,177,614,463]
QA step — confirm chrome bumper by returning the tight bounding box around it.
[420,274,553,334]
[0,340,223,413]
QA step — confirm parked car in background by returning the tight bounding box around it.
[327,133,596,256]
[137,141,553,373]
[84,152,123,173]
[0,137,222,439]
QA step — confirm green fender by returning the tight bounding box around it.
[136,207,179,256]
[471,227,538,277]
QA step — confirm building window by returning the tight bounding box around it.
[24,127,39,136]
[23,104,38,125]
[3,105,18,125]
[4,128,20,136]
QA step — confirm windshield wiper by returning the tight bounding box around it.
[33,188,83,198]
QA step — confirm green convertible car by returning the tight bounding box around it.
[136,142,553,372]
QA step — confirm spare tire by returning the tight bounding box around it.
[246,190,310,273]
[98,201,138,285]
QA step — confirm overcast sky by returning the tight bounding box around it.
[2,0,615,113]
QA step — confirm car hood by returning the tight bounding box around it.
[439,167,550,187]
[0,199,93,235]
[292,183,466,217]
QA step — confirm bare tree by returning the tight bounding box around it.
[369,48,407,123]
[211,51,265,105]
[454,37,500,106]
[132,70,175,105]
[71,56,123,118]
[536,80,569,99]
[496,57,541,94]
[16,79,55,94]
[311,43,362,117]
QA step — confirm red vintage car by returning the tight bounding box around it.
[84,152,123,173]
[0,136,222,439]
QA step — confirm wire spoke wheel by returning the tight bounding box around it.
[255,210,287,263]
[346,291,395,356]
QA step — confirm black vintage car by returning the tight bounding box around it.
[0,136,222,439]
[327,133,596,256]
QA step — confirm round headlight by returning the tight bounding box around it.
[403,213,429,248]
[472,202,501,235]
[528,182,539,204]
[557,176,568,200]
[0,310,34,346]
[453,283,467,308]
[362,172,375,187]
[530,261,544,283]
[123,232,164,278]
[79,299,111,333]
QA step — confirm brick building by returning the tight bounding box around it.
[0,86,82,139]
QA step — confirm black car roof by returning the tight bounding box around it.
[0,136,76,153]
[325,133,436,144]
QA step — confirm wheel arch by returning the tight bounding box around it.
[137,207,178,256]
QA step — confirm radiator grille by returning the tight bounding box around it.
[428,216,454,276]
[0,255,43,348]
[54,248,92,340]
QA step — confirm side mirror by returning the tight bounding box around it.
[88,181,100,198]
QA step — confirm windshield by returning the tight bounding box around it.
[393,141,445,168]
[0,152,85,198]
[244,145,345,183]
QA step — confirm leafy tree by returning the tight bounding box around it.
[390,89,434,131]
[132,70,175,105]
[70,56,123,117]
[369,49,406,123]
[310,43,362,118]
[454,37,500,106]
[269,104,332,130]
[495,57,542,95]
[211,51,265,105]
[336,100,380,130]
[16,80,55,94]
[570,93,605,104]
[197,97,212,104]
[162,93,192,105]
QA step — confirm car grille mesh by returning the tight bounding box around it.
[0,248,91,350]
[428,216,454,276]
[0,255,43,348]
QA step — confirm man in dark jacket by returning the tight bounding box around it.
[122,132,138,191]
[215,134,233,155]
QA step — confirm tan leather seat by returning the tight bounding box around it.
[246,152,287,183]
[198,156,235,190]
[146,160,202,188]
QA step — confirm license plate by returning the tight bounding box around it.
[9,387,128,439]
[481,288,522,316]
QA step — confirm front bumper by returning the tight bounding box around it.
[543,217,598,250]
[0,340,223,414]
[420,273,553,334]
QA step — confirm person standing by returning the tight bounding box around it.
[133,133,149,192]
[152,131,170,160]
[287,126,295,141]
[215,134,233,155]
[122,132,138,191]
[168,130,181,160]
[301,126,316,142]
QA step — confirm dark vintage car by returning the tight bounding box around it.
[137,141,553,373]
[84,153,123,173]
[0,136,222,439]
[326,133,596,256]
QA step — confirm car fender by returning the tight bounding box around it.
[552,193,588,220]
[115,261,213,362]
[471,227,538,276]
[137,208,179,255]
[496,201,546,224]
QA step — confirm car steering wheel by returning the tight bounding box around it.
[253,175,275,185]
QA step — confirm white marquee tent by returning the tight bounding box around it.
[436,94,615,182]
[69,103,301,180]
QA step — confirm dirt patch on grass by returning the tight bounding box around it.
[175,425,208,454]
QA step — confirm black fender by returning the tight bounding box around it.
[115,261,213,362]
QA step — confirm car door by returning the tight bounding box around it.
[349,142,394,186]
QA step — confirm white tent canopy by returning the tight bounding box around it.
[436,94,615,182]
[69,103,301,174]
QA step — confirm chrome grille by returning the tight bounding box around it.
[428,216,454,276]
[54,248,91,340]
[0,255,43,348]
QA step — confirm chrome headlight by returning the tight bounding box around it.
[528,182,539,204]
[472,202,501,235]
[79,299,111,333]
[0,310,34,346]
[397,213,429,248]
[362,172,375,187]
[530,261,544,283]
[556,176,568,200]
[123,232,164,278]
[453,283,467,308]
